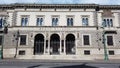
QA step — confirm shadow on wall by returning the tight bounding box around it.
[53,63,97,68]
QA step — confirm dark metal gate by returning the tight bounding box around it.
[50,41,60,55]
[66,41,75,54]
[34,41,44,55]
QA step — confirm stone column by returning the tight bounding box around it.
[63,38,66,55]
[47,39,50,55]
[75,38,78,55]
[60,40,62,54]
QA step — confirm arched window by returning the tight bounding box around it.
[82,17,88,26]
[102,18,113,27]
[52,18,58,26]
[0,18,3,28]
[21,17,28,26]
[103,19,106,27]
[67,18,73,26]
[107,19,110,27]
[37,17,43,26]
[110,19,113,27]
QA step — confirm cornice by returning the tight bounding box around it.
[0,3,120,10]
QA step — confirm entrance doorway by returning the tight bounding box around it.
[66,34,75,54]
[50,34,60,55]
[34,34,44,55]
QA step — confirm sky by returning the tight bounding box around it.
[0,0,120,5]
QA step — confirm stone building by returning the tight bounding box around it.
[0,4,120,60]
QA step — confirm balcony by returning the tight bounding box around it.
[100,27,117,34]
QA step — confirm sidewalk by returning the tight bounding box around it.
[0,59,120,63]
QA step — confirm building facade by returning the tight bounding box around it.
[0,4,120,60]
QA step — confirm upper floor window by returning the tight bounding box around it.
[106,35,113,46]
[0,17,6,28]
[21,16,29,26]
[83,35,90,45]
[82,17,89,26]
[52,17,59,26]
[102,19,113,27]
[67,17,73,26]
[36,17,44,26]
[20,35,27,45]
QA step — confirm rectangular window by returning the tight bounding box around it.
[36,17,44,26]
[102,19,113,27]
[21,16,28,26]
[0,18,3,28]
[107,36,113,46]
[19,50,25,55]
[84,50,90,55]
[82,17,89,26]
[83,35,90,45]
[52,17,59,26]
[20,35,27,45]
[67,17,73,26]
[0,36,2,45]
[109,50,114,55]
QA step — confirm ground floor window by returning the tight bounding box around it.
[84,50,90,55]
[20,35,27,45]
[107,35,113,46]
[19,50,25,55]
[108,50,114,55]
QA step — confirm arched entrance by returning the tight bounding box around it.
[66,34,75,54]
[34,34,44,55]
[50,34,60,55]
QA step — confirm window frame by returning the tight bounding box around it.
[51,16,59,26]
[19,50,25,55]
[82,34,91,46]
[106,35,114,46]
[36,15,44,26]
[84,50,90,55]
[0,17,3,28]
[102,17,114,27]
[19,34,28,46]
[108,50,115,55]
[81,16,89,26]
[21,15,29,26]
[66,16,74,26]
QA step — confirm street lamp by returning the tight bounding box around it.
[1,17,8,59]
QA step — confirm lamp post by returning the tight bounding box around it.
[1,17,8,59]
[102,27,109,61]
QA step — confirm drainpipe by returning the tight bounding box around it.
[102,28,109,61]
[14,30,20,58]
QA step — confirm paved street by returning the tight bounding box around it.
[0,59,119,68]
